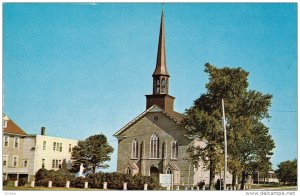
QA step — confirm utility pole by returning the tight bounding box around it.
[222,99,227,190]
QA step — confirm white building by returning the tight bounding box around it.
[3,115,78,181]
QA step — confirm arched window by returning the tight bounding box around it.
[171,140,178,159]
[150,134,159,158]
[167,168,172,174]
[125,167,131,175]
[132,139,138,159]
[161,78,166,93]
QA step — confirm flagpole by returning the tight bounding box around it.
[222,99,227,190]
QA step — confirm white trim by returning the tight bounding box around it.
[131,139,138,159]
[3,136,9,147]
[42,159,45,169]
[14,137,19,148]
[171,140,178,159]
[3,120,7,128]
[12,155,18,167]
[43,141,46,150]
[69,144,72,152]
[22,159,28,167]
[150,134,159,159]
[3,155,8,167]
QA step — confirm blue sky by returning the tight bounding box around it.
[3,3,297,172]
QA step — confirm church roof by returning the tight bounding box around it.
[153,10,169,77]
[128,162,139,171]
[113,105,186,137]
[168,162,180,171]
[3,114,28,136]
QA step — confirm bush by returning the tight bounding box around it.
[34,168,160,190]
[35,168,75,187]
[86,172,159,190]
[70,177,86,188]
[3,179,9,186]
[18,178,28,186]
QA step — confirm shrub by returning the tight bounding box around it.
[70,177,86,188]
[35,168,50,184]
[3,179,9,186]
[35,168,75,187]
[86,172,159,190]
[18,178,28,186]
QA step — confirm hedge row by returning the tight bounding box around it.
[86,172,159,190]
[34,169,160,190]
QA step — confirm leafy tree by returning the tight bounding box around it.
[71,134,114,174]
[183,63,274,189]
[275,159,297,185]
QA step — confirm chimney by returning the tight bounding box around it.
[41,127,46,135]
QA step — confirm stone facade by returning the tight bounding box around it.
[115,106,194,185]
[114,10,232,187]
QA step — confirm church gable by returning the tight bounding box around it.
[114,105,188,141]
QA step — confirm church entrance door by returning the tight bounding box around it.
[150,166,160,179]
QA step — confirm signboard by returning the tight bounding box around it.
[159,174,173,187]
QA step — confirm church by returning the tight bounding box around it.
[114,10,228,186]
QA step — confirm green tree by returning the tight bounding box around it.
[183,63,274,189]
[275,159,297,185]
[71,134,114,174]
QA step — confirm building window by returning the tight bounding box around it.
[3,120,7,128]
[13,156,18,167]
[56,160,58,168]
[22,160,28,167]
[156,86,160,94]
[171,140,178,159]
[53,142,56,151]
[69,144,72,152]
[59,160,62,168]
[14,137,19,148]
[4,136,9,147]
[52,159,55,168]
[125,167,131,175]
[131,139,138,159]
[42,159,45,169]
[161,78,166,93]
[43,141,46,150]
[167,168,172,174]
[3,155,8,166]
[59,143,62,152]
[150,134,159,158]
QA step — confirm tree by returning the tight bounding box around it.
[183,63,274,189]
[275,159,297,185]
[71,134,114,174]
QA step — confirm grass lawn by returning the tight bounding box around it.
[3,185,107,191]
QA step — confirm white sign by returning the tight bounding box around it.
[159,174,173,187]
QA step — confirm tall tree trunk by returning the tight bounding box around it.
[241,170,246,190]
[232,170,237,189]
[93,165,96,174]
[209,160,216,190]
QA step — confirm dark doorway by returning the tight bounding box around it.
[150,166,160,178]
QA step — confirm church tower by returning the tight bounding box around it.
[146,10,175,114]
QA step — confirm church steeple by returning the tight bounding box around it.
[146,9,175,113]
[152,10,170,95]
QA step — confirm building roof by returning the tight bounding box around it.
[113,105,186,137]
[3,115,27,136]
[153,10,169,77]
